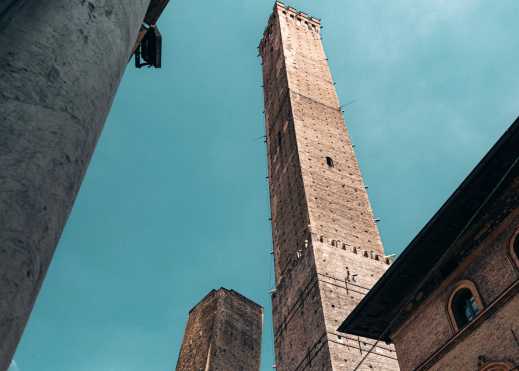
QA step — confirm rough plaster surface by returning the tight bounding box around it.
[259,4,399,370]
[0,1,150,369]
[175,288,263,371]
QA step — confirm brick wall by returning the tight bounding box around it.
[175,288,263,371]
[260,3,400,370]
[391,199,519,370]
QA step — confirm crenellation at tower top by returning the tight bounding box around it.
[259,2,320,52]
[275,1,321,25]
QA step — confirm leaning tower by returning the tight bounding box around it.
[259,2,400,370]
[175,288,263,371]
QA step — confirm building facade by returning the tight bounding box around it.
[259,3,399,370]
[0,1,167,369]
[340,118,519,370]
[175,288,263,371]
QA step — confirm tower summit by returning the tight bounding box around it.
[175,288,263,371]
[259,3,400,370]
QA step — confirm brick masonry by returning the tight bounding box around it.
[175,288,263,371]
[391,186,519,371]
[259,3,400,370]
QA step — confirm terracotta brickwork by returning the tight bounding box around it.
[259,3,399,370]
[391,206,519,370]
[175,288,263,371]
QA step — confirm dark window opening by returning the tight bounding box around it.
[277,132,282,150]
[326,156,334,168]
[451,288,481,329]
[514,234,519,259]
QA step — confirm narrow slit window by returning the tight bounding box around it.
[512,232,519,268]
[326,156,334,168]
[513,233,519,260]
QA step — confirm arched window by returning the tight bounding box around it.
[326,156,334,168]
[448,282,483,331]
[452,289,480,326]
[480,362,513,371]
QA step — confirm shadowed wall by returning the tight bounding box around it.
[0,1,151,369]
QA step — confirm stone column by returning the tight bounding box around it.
[0,1,151,369]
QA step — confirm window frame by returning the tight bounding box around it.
[510,229,519,270]
[447,280,484,332]
[479,362,513,371]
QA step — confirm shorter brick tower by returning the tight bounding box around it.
[175,288,263,371]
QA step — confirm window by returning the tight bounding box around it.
[480,362,513,371]
[511,231,519,268]
[452,289,480,326]
[326,156,334,168]
[448,282,483,331]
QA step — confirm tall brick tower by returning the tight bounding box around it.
[259,3,400,370]
[175,288,263,371]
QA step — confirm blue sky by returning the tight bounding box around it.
[12,1,519,370]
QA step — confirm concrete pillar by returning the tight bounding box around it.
[0,1,151,369]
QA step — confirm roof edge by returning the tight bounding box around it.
[339,115,519,338]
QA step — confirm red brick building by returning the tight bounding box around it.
[259,2,399,370]
[340,118,519,370]
[175,288,263,371]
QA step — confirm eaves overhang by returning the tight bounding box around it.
[338,116,519,342]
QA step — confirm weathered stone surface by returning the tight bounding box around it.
[0,1,151,369]
[259,3,400,370]
[175,288,263,371]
